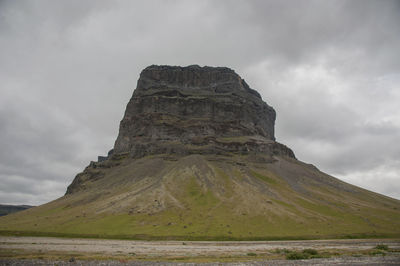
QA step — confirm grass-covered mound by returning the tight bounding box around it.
[1,154,399,240]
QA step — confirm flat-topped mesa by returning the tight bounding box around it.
[113,65,294,159]
[135,65,262,98]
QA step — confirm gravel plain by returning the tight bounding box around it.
[1,256,400,266]
[1,236,399,265]
[1,237,400,256]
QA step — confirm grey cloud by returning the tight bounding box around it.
[0,174,65,205]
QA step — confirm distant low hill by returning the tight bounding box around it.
[0,205,34,216]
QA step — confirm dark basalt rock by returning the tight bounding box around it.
[66,65,296,195]
[113,65,291,158]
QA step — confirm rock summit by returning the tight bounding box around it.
[113,65,293,159]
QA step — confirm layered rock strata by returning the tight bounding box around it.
[112,65,294,159]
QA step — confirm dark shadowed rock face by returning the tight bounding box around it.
[112,65,293,159]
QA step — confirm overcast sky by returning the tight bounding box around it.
[1,0,399,205]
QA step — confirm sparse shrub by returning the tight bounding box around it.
[375,244,389,251]
[303,248,318,255]
[273,248,291,254]
[247,252,257,256]
[281,248,291,254]
[286,249,320,260]
[286,251,309,260]
[369,250,386,256]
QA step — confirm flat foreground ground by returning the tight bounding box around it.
[1,236,400,265]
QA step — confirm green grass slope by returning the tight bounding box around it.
[0,154,399,240]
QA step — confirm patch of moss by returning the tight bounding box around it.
[375,244,389,251]
[250,170,277,184]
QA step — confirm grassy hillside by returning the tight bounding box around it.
[0,154,399,240]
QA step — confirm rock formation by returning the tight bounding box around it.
[2,65,400,240]
[113,65,294,159]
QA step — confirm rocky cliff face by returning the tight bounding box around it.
[113,65,293,159]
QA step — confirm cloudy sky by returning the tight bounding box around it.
[1,0,399,205]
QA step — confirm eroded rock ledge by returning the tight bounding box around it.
[113,65,288,158]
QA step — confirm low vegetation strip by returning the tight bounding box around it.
[0,230,399,241]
